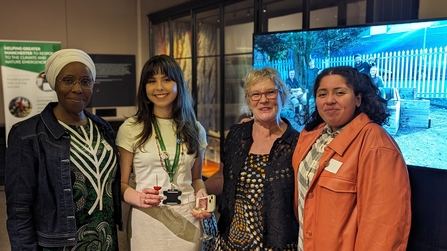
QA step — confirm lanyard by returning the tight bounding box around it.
[152,118,180,183]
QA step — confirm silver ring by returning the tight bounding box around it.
[144,199,147,204]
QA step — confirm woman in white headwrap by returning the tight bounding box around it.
[5,48,123,250]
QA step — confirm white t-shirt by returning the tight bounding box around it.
[116,116,207,204]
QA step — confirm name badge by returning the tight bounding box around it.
[325,158,342,174]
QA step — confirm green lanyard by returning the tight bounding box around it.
[152,118,180,183]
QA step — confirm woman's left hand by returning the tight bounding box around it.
[191,209,212,219]
[191,188,213,219]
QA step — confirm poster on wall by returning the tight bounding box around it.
[0,40,61,142]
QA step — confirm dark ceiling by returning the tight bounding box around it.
[150,0,365,25]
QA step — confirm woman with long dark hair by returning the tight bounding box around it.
[292,66,411,250]
[116,55,212,250]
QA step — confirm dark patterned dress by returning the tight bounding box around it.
[215,153,268,250]
[215,119,299,251]
[43,119,118,251]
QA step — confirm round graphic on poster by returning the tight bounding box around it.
[9,96,32,118]
[36,71,52,92]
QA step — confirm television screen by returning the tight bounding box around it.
[253,19,447,170]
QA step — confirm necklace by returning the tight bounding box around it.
[152,118,184,183]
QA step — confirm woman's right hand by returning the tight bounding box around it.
[140,187,163,208]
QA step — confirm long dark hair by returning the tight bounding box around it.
[304,66,389,131]
[133,55,200,155]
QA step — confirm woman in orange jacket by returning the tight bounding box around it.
[292,66,411,251]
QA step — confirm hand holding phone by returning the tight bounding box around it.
[195,194,216,213]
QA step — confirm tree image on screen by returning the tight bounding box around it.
[255,27,368,125]
[254,19,447,170]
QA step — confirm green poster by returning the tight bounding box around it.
[0,41,60,73]
[0,40,61,142]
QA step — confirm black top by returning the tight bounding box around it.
[355,61,371,74]
[286,78,300,88]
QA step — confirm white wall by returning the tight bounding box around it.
[0,0,189,125]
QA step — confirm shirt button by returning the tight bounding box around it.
[308,192,314,199]
[306,230,312,237]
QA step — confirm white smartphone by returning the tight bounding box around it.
[195,194,216,212]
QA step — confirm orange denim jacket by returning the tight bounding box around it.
[292,113,411,251]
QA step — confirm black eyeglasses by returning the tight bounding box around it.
[247,89,280,101]
[56,76,94,89]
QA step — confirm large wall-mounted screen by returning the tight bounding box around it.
[253,19,447,169]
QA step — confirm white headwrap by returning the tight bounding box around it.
[44,48,96,90]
